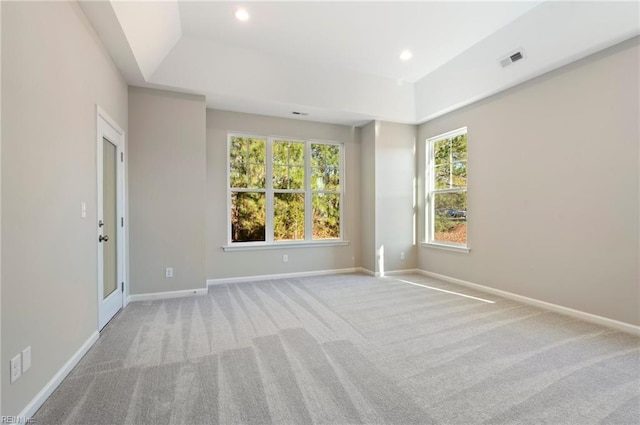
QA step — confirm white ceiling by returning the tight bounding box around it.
[178,1,540,83]
[80,1,640,126]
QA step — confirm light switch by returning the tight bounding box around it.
[81,202,87,219]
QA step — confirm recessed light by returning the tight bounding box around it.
[400,50,413,61]
[235,8,250,22]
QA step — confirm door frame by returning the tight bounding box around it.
[96,106,126,330]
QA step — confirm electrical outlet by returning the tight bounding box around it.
[22,346,32,373]
[400,252,405,260]
[10,354,21,383]
[282,254,288,263]
[165,267,173,278]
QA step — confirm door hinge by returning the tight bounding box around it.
[121,217,124,227]
[121,282,124,293]
[120,152,124,162]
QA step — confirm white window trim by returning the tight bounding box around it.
[226,133,345,247]
[223,240,350,252]
[425,127,469,252]
[420,242,470,254]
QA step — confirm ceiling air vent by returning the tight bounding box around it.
[510,51,523,62]
[499,49,525,68]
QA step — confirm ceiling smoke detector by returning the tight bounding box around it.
[499,49,525,68]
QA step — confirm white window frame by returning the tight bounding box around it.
[225,133,346,250]
[424,127,470,253]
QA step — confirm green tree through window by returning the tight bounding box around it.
[311,144,341,239]
[427,129,468,246]
[273,140,306,240]
[229,134,343,244]
[229,136,266,242]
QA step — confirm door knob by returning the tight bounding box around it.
[98,235,109,243]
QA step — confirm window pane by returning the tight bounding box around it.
[313,193,340,239]
[311,144,341,191]
[451,134,467,161]
[230,136,266,189]
[248,165,265,188]
[311,144,340,168]
[274,193,305,241]
[274,140,305,166]
[273,165,288,190]
[229,137,266,165]
[229,136,246,163]
[288,142,305,165]
[231,192,265,242]
[312,169,324,190]
[434,139,450,166]
[273,141,305,189]
[433,191,467,245]
[273,142,288,165]
[230,164,247,188]
[273,165,304,190]
[248,138,266,163]
[434,164,450,190]
[312,166,340,191]
[289,166,304,189]
[452,161,467,188]
[230,137,247,188]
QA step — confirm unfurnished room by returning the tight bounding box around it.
[0,1,639,424]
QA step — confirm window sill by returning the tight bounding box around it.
[421,242,470,254]
[223,240,350,252]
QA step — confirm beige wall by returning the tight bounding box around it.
[128,87,206,294]
[418,37,640,326]
[360,121,376,273]
[1,1,128,415]
[376,121,418,273]
[360,121,418,274]
[207,110,361,279]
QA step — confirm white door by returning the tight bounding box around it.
[97,108,125,330]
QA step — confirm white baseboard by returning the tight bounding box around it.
[384,268,420,276]
[358,267,380,277]
[357,268,419,277]
[207,268,360,286]
[418,269,640,336]
[127,288,208,303]
[18,331,99,420]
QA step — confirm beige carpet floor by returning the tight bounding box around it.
[35,273,640,424]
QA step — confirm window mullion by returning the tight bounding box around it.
[265,138,274,243]
[339,144,345,240]
[428,140,434,242]
[449,139,453,188]
[227,135,232,245]
[305,141,312,241]
[431,141,436,243]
